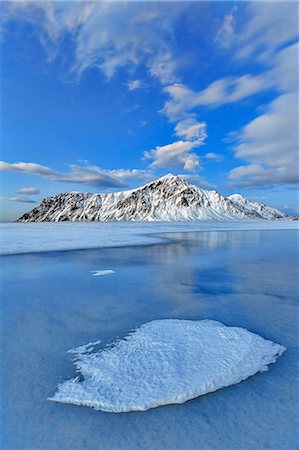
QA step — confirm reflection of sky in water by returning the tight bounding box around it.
[1,230,298,449]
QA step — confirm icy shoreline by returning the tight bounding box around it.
[1,220,298,255]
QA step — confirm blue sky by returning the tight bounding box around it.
[0,1,298,221]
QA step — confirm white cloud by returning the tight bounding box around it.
[0,161,55,177]
[160,87,209,174]
[234,2,299,61]
[204,153,223,162]
[1,2,181,85]
[3,2,297,188]
[229,92,299,187]
[146,117,208,174]
[127,79,142,91]
[0,161,154,189]
[144,140,204,172]
[2,2,209,177]
[162,40,298,121]
[268,42,298,94]
[16,187,40,195]
[174,119,207,141]
[162,84,198,122]
[215,6,237,49]
[161,10,298,186]
[218,4,299,189]
[148,51,178,85]
[101,168,154,184]
[0,196,37,204]
[229,164,299,189]
[162,74,267,121]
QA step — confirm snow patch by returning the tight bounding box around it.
[91,270,115,276]
[49,319,285,413]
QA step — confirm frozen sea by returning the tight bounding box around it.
[1,223,298,449]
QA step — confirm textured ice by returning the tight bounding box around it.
[91,270,115,276]
[67,340,102,355]
[49,319,285,413]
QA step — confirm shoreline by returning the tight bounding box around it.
[1,220,298,256]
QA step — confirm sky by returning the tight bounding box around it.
[0,1,298,222]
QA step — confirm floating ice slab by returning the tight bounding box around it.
[91,270,115,276]
[49,320,285,413]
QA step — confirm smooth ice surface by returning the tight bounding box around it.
[91,270,115,276]
[1,220,297,255]
[50,319,285,412]
[1,229,298,449]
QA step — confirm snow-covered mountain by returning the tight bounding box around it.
[228,194,286,220]
[17,174,287,222]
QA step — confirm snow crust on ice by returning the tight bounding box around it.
[1,220,298,255]
[49,319,285,413]
[68,340,102,355]
[91,270,115,276]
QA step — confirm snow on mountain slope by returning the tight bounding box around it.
[17,174,287,222]
[228,194,287,220]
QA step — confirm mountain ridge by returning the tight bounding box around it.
[17,174,287,222]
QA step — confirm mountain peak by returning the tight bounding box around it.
[228,194,245,202]
[16,176,287,222]
[159,173,180,181]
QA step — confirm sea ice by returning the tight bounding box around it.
[1,220,297,255]
[91,270,115,276]
[49,319,285,413]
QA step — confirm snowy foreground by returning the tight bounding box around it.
[50,319,285,413]
[1,220,298,255]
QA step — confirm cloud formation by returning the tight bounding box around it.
[225,3,299,188]
[234,2,299,61]
[16,187,40,195]
[127,79,143,91]
[0,161,154,189]
[159,3,298,188]
[174,119,207,141]
[215,6,237,50]
[144,140,204,172]
[1,2,216,177]
[162,74,268,121]
[204,153,223,162]
[2,2,298,191]
[229,92,298,187]
[2,2,183,85]
[144,117,208,172]
[0,196,37,204]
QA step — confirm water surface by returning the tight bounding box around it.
[1,229,298,449]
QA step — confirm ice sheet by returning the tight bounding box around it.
[49,319,285,413]
[91,270,115,276]
[1,220,298,255]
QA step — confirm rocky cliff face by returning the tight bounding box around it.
[17,174,287,222]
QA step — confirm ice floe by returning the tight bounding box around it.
[49,319,285,413]
[91,270,115,276]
